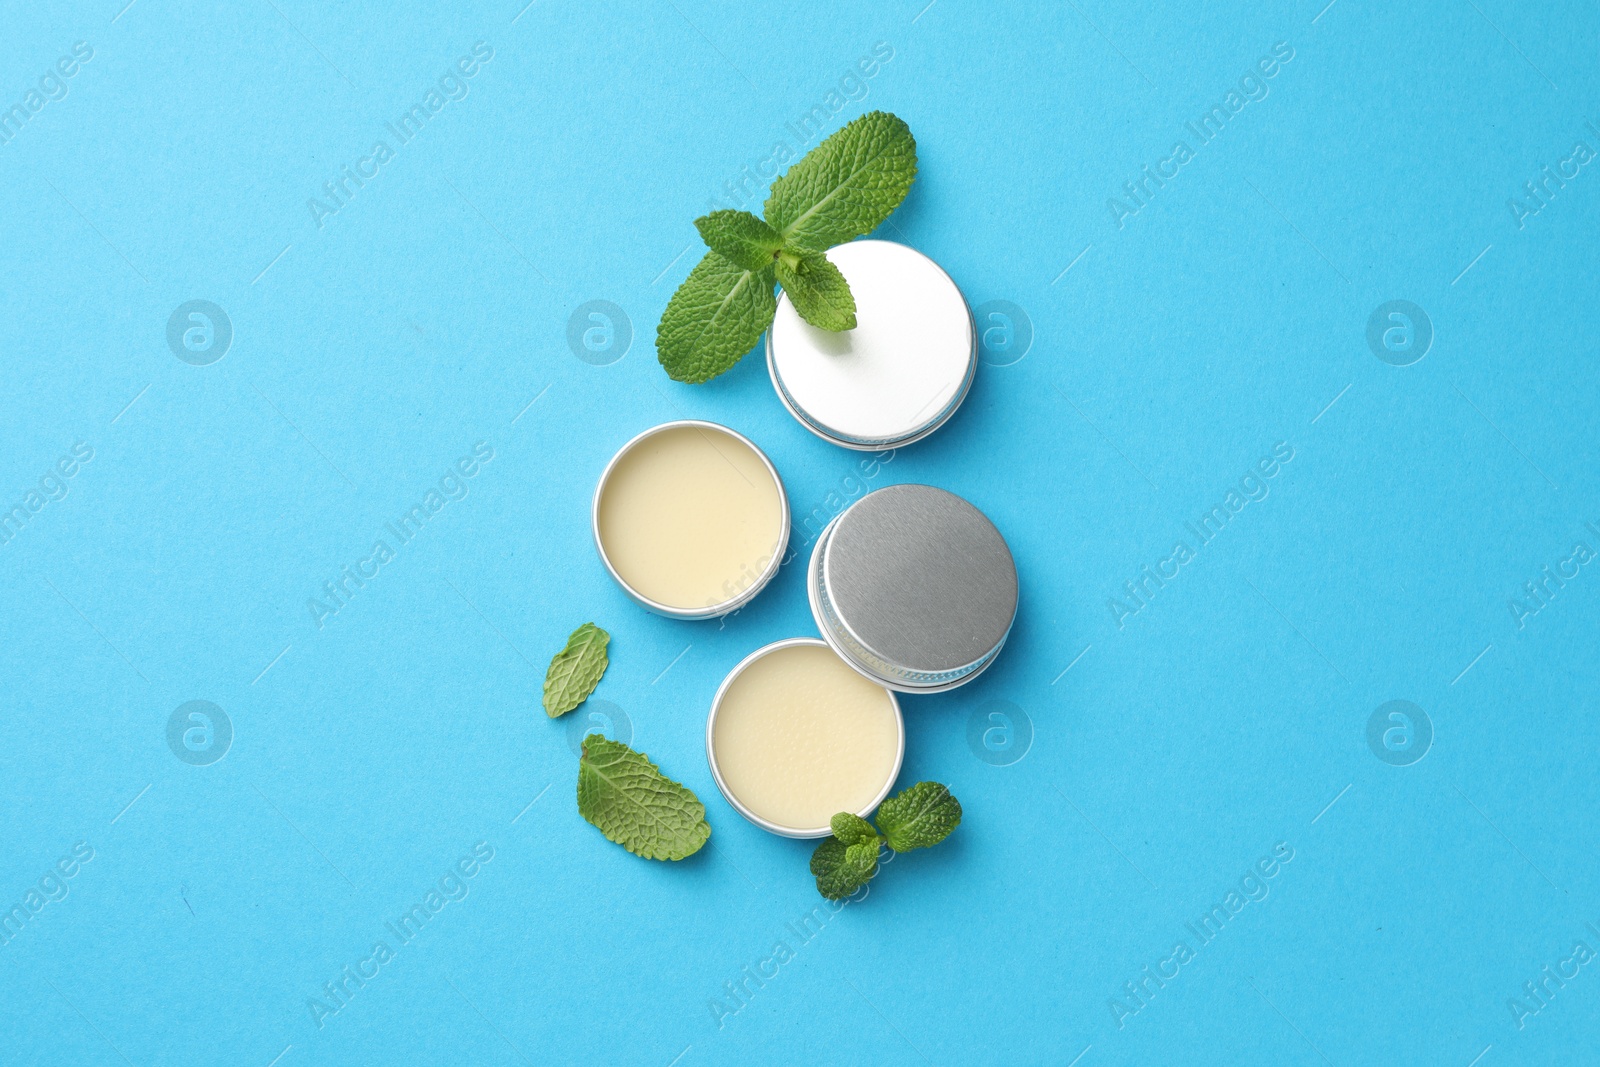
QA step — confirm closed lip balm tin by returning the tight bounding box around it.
[766,240,976,450]
[808,484,1018,693]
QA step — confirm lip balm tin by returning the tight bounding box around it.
[808,483,1018,693]
[706,637,905,838]
[766,240,977,450]
[591,420,789,620]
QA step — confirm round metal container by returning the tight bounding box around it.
[766,240,976,450]
[705,637,904,838]
[808,484,1017,693]
[592,420,789,620]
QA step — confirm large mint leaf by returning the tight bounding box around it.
[875,782,961,853]
[578,737,710,861]
[695,210,782,272]
[764,111,917,253]
[656,251,777,383]
[775,251,857,331]
[542,622,609,718]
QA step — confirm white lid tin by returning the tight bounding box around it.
[808,484,1018,693]
[766,240,976,450]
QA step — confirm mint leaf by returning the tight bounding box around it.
[776,252,857,331]
[577,736,711,861]
[810,835,878,900]
[695,210,782,272]
[542,622,609,718]
[875,782,961,852]
[812,813,883,899]
[656,251,777,383]
[830,812,880,848]
[764,111,917,253]
[808,785,960,898]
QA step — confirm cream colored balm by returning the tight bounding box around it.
[709,640,903,835]
[595,422,785,616]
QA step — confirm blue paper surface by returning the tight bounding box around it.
[2,1,1598,1064]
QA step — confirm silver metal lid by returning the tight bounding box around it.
[809,484,1017,692]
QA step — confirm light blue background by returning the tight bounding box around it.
[2,1,1598,1064]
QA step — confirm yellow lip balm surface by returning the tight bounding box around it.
[712,643,901,831]
[597,426,783,611]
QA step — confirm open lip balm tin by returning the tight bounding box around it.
[592,420,789,619]
[809,483,1018,693]
[706,637,905,838]
[766,240,977,450]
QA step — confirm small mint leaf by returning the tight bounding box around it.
[875,782,961,853]
[656,251,777,383]
[577,737,711,861]
[775,251,857,331]
[695,210,782,272]
[764,111,917,253]
[542,622,609,718]
[810,836,878,900]
[830,812,880,848]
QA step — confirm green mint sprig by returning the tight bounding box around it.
[811,813,883,899]
[578,736,711,861]
[657,111,918,384]
[809,781,960,900]
[542,622,610,717]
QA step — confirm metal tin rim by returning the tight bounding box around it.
[807,501,1014,694]
[765,240,978,451]
[592,420,790,620]
[705,636,905,839]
